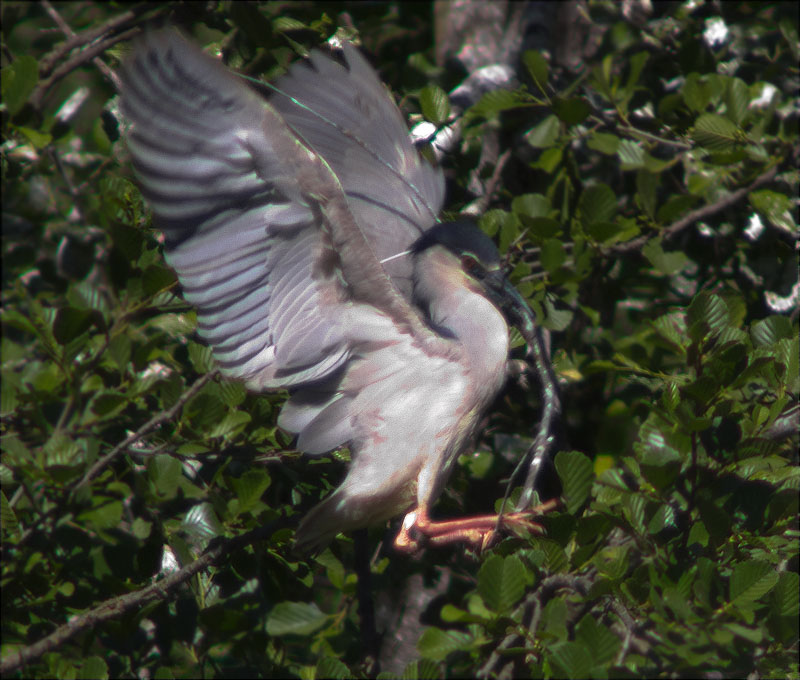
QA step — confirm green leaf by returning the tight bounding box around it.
[586,220,624,244]
[417,627,474,661]
[542,597,568,640]
[525,114,560,148]
[688,522,709,548]
[466,89,529,122]
[575,614,620,666]
[521,216,561,242]
[208,410,252,439]
[182,503,222,544]
[512,193,551,218]
[229,469,271,514]
[314,656,350,680]
[636,170,658,218]
[523,50,548,93]
[532,147,563,173]
[78,657,108,680]
[696,496,731,538]
[749,190,795,233]
[477,554,526,612]
[773,571,799,617]
[148,455,183,497]
[53,307,95,345]
[543,297,574,331]
[2,55,38,116]
[142,265,176,297]
[266,601,329,636]
[578,184,617,226]
[188,342,214,374]
[638,433,681,492]
[187,392,225,429]
[587,132,619,155]
[555,451,593,514]
[540,238,566,273]
[547,641,594,679]
[647,503,676,534]
[1,490,19,536]
[399,658,441,680]
[692,113,739,151]
[751,316,793,347]
[683,73,713,112]
[553,97,590,125]
[624,51,649,97]
[725,77,749,125]
[78,498,123,531]
[642,239,689,276]
[91,391,128,418]
[657,194,698,223]
[617,139,645,169]
[16,125,52,148]
[730,560,779,604]
[687,292,729,343]
[419,85,450,126]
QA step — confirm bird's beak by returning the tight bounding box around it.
[485,271,537,335]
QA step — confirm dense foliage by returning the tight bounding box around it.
[2,2,797,678]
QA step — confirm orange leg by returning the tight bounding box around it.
[393,498,560,553]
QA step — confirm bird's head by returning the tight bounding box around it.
[410,221,536,335]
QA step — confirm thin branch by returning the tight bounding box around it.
[618,124,692,150]
[38,4,154,75]
[477,573,592,679]
[72,372,218,492]
[516,324,562,511]
[604,165,779,256]
[30,28,136,108]
[0,519,286,676]
[33,1,150,109]
[462,146,513,217]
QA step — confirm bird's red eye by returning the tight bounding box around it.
[461,255,481,275]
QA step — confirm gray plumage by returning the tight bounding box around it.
[120,31,537,553]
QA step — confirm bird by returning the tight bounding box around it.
[119,30,557,554]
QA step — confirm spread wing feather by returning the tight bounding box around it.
[270,43,445,298]
[121,31,443,390]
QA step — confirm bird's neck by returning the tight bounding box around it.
[413,250,510,393]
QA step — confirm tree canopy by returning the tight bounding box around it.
[2,2,798,678]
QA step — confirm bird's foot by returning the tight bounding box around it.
[393,498,560,553]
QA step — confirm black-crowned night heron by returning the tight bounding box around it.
[120,30,556,554]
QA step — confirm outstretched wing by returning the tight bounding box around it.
[270,43,445,298]
[119,31,442,390]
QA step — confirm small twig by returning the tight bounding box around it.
[0,519,284,676]
[468,148,513,217]
[604,165,779,256]
[618,124,692,150]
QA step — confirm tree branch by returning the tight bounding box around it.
[604,165,779,256]
[0,520,285,676]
